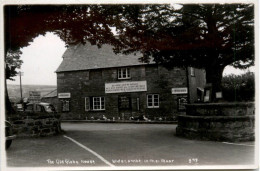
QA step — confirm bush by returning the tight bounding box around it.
[222,72,255,102]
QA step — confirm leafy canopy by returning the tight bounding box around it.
[5,4,254,80]
[222,72,254,101]
[5,5,117,80]
[111,4,254,70]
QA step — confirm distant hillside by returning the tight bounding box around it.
[7,84,57,103]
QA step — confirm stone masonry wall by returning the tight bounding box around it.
[8,114,61,137]
[176,102,255,142]
[57,65,191,120]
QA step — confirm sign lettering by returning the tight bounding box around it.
[28,91,41,103]
[172,88,188,94]
[105,81,147,93]
[58,93,71,98]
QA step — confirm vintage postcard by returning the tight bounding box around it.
[0,0,258,170]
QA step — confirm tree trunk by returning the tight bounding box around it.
[205,66,225,102]
[5,79,16,117]
[5,56,16,117]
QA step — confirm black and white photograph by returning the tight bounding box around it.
[1,0,258,170]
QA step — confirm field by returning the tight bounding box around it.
[7,84,56,102]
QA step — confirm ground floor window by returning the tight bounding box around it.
[147,94,159,108]
[85,97,105,111]
[61,100,70,112]
[93,97,105,110]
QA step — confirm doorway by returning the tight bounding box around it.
[118,95,132,120]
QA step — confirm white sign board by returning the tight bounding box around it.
[28,91,41,102]
[17,104,23,108]
[29,91,41,97]
[171,87,188,94]
[58,92,71,98]
[216,92,223,98]
[204,96,210,102]
[105,81,147,94]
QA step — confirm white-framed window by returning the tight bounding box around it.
[93,97,105,110]
[147,94,159,108]
[190,67,195,76]
[118,68,131,79]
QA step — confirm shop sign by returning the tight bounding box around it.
[216,92,223,99]
[105,81,147,93]
[171,87,188,94]
[58,92,71,98]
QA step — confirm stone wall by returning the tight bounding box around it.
[185,102,254,116]
[176,102,255,142]
[8,114,61,137]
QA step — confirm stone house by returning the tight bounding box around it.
[56,42,206,120]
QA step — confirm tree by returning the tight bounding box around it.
[222,72,255,101]
[4,5,118,114]
[5,50,23,80]
[110,4,254,101]
[5,50,23,114]
[5,5,119,53]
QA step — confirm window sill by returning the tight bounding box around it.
[91,109,106,111]
[118,77,131,80]
[147,107,159,109]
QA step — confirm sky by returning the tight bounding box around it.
[7,32,255,86]
[7,32,66,86]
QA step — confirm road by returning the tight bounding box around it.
[6,123,256,168]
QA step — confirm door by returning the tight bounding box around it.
[118,95,132,120]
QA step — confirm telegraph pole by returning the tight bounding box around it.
[19,71,24,103]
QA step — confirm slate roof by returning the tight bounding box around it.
[41,89,57,98]
[56,42,153,72]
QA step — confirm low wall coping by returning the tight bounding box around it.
[178,115,254,120]
[186,102,254,107]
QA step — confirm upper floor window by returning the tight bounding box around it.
[147,94,159,108]
[118,68,131,79]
